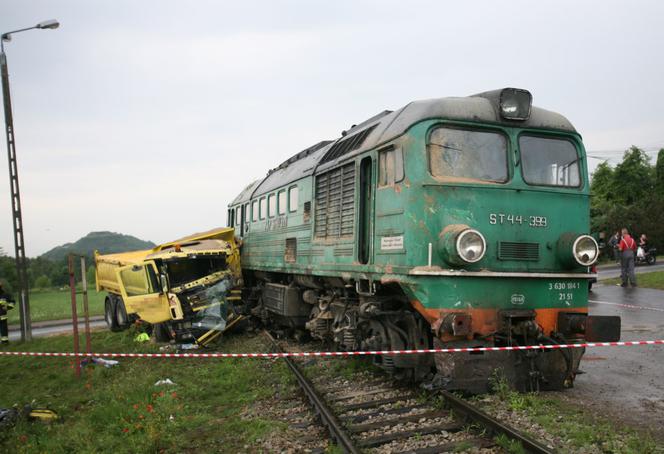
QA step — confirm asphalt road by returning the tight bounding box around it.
[561,283,664,436]
[597,261,664,280]
[8,317,106,341]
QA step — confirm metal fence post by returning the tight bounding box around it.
[68,255,80,378]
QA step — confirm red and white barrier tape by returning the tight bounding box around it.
[1,339,663,358]
[590,299,664,313]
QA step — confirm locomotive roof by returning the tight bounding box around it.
[230,89,578,205]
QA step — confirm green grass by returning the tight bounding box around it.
[483,375,661,453]
[0,328,296,453]
[603,270,664,289]
[7,288,105,325]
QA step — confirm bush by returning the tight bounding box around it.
[34,275,52,289]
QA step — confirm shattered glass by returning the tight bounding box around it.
[191,278,232,332]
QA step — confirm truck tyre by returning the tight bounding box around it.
[115,297,129,330]
[105,296,121,332]
[154,323,172,343]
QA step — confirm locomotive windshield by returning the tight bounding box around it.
[519,135,580,187]
[428,127,508,183]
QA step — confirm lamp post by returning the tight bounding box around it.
[1,19,59,342]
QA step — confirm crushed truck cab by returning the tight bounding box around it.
[95,227,243,345]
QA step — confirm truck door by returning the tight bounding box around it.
[116,261,171,324]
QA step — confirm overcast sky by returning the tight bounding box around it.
[1,0,663,256]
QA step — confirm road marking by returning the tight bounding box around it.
[589,300,664,313]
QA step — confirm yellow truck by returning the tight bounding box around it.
[95,227,243,345]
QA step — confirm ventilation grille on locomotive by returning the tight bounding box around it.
[320,125,377,164]
[314,163,355,239]
[498,242,540,261]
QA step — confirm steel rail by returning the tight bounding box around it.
[262,331,360,454]
[440,391,554,454]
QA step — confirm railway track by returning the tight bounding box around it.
[264,331,554,453]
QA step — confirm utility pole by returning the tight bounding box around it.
[1,20,60,341]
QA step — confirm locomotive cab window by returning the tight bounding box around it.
[252,200,258,222]
[259,197,266,220]
[268,194,276,218]
[428,127,508,183]
[289,186,298,212]
[379,147,404,186]
[519,135,581,187]
[235,206,241,227]
[278,190,287,215]
[244,204,250,224]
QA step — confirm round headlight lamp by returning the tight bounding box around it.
[456,229,486,263]
[573,235,599,266]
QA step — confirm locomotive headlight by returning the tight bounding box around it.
[573,235,599,266]
[439,226,486,266]
[456,229,486,263]
[499,88,532,121]
[557,232,599,268]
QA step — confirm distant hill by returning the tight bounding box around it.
[40,231,156,262]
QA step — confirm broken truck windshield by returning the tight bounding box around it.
[165,256,227,288]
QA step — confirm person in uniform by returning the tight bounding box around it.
[0,282,16,344]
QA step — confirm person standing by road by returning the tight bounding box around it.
[0,282,15,344]
[618,228,637,287]
[608,231,620,262]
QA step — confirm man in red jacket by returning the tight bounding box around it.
[618,228,637,287]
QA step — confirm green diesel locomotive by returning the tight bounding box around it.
[228,88,620,392]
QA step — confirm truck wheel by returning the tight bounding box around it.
[115,297,129,330]
[105,296,121,332]
[154,323,172,342]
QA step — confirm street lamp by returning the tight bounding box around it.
[1,19,60,342]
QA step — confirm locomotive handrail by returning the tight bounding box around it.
[409,269,597,279]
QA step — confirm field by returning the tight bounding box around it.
[0,328,298,453]
[602,270,664,289]
[7,289,105,325]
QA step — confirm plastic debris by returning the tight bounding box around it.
[27,408,58,422]
[154,378,176,386]
[81,357,119,368]
[0,405,58,427]
[0,408,19,428]
[178,343,200,350]
[134,333,150,343]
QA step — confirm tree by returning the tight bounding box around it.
[590,161,615,201]
[86,265,96,286]
[34,275,52,289]
[656,149,664,196]
[611,146,652,205]
[590,146,664,253]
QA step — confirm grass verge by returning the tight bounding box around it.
[0,328,296,453]
[476,377,662,453]
[7,289,105,325]
[603,270,664,289]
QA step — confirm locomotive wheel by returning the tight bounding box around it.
[104,296,121,332]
